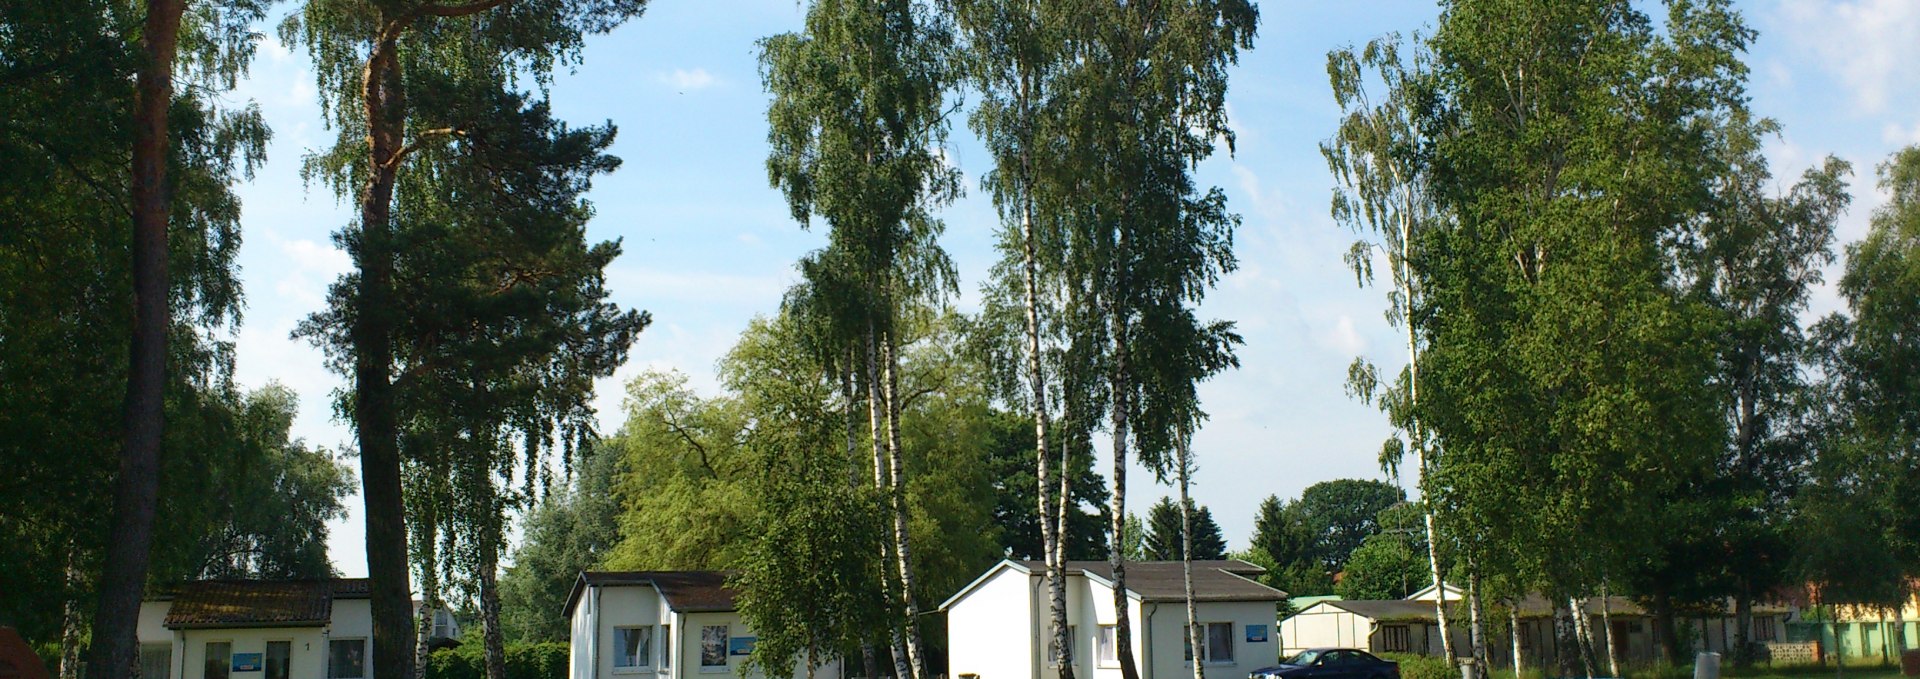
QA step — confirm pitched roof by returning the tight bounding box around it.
[1312,595,1794,623]
[1319,599,1444,622]
[160,579,368,629]
[564,571,740,617]
[941,559,1285,610]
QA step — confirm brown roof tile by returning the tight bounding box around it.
[567,572,740,616]
[162,579,368,629]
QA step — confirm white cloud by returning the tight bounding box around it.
[1322,314,1368,355]
[1231,164,1288,225]
[1883,120,1920,146]
[655,68,719,91]
[1776,0,1920,115]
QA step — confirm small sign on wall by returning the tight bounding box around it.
[1246,625,1269,643]
[231,654,264,672]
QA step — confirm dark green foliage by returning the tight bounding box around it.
[1295,479,1405,573]
[0,0,297,650]
[1338,531,1428,599]
[499,447,622,643]
[422,642,569,679]
[1143,497,1226,562]
[1797,146,1920,608]
[1418,0,1746,597]
[1247,496,1328,595]
[984,412,1110,561]
[1376,653,1455,679]
[733,395,889,677]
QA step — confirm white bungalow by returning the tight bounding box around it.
[563,571,841,679]
[941,559,1288,679]
[135,579,379,679]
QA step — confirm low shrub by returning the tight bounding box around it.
[424,642,569,679]
[1380,652,1458,679]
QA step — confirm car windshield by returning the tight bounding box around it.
[1286,651,1322,666]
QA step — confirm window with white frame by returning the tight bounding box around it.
[660,624,671,670]
[328,639,366,679]
[1183,623,1234,664]
[615,627,652,670]
[266,641,291,679]
[1383,625,1411,652]
[1207,623,1234,663]
[1096,625,1119,667]
[203,642,232,679]
[699,625,728,670]
[1755,617,1777,642]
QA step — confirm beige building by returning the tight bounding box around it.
[564,571,841,679]
[941,559,1288,679]
[136,580,379,679]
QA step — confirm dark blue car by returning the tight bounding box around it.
[1249,648,1401,679]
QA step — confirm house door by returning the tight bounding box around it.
[1610,621,1633,667]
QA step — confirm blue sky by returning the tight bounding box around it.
[220,0,1920,578]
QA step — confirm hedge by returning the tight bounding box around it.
[423,642,569,679]
[1379,652,1460,679]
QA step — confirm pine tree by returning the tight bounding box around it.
[1145,497,1225,561]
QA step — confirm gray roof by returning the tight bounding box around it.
[1006,559,1287,603]
[1313,596,1793,622]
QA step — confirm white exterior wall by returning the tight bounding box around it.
[574,584,838,679]
[1076,577,1141,679]
[1141,601,1279,679]
[946,567,1038,679]
[175,628,328,679]
[571,589,596,679]
[136,598,374,679]
[1279,605,1372,656]
[596,586,669,679]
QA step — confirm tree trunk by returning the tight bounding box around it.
[1019,146,1071,679]
[1553,599,1576,678]
[844,353,861,488]
[1600,584,1618,678]
[1733,594,1753,669]
[861,646,879,679]
[1569,597,1596,679]
[354,25,418,679]
[479,540,507,679]
[1177,437,1203,679]
[1511,605,1525,677]
[1109,313,1140,679]
[1653,590,1681,666]
[866,331,908,679]
[880,326,926,679]
[1469,571,1488,675]
[60,547,84,679]
[86,4,185,679]
[414,515,439,679]
[1397,203,1453,664]
[1423,493,1453,660]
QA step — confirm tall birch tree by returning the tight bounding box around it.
[1322,33,1456,659]
[1047,4,1257,676]
[761,2,961,674]
[953,0,1081,673]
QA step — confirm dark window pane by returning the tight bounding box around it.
[266,642,290,679]
[204,643,230,679]
[328,640,365,679]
